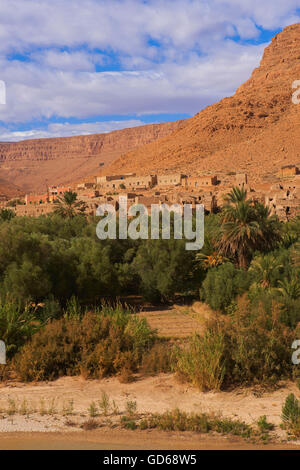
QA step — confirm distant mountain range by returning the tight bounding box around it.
[0,121,181,197]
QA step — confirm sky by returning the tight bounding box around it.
[0,0,299,142]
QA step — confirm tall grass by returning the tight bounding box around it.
[173,295,298,391]
[175,329,225,391]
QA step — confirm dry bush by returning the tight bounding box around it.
[14,309,156,382]
[141,341,174,375]
[118,367,135,383]
[0,365,10,382]
[81,418,99,431]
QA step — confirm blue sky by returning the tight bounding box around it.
[0,0,299,141]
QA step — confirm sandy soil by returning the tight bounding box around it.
[0,373,300,449]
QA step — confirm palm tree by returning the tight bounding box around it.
[223,186,247,205]
[291,242,300,267]
[252,202,282,252]
[196,251,227,270]
[277,276,300,300]
[219,201,261,270]
[54,191,86,218]
[249,254,283,290]
[218,187,282,270]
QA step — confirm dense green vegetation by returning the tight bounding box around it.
[0,211,197,305]
[0,187,300,390]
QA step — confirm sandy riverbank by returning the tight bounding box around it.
[0,374,299,449]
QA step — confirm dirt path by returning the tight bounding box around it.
[138,303,212,338]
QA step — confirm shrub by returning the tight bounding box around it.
[88,402,98,417]
[141,341,174,375]
[98,391,110,416]
[281,394,300,437]
[118,366,135,383]
[81,418,99,430]
[257,415,274,432]
[221,296,295,386]
[121,416,137,430]
[14,308,156,381]
[14,316,82,381]
[141,409,253,437]
[0,209,15,222]
[200,263,251,311]
[126,400,137,417]
[174,295,297,390]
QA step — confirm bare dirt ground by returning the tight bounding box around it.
[138,303,212,338]
[0,374,299,449]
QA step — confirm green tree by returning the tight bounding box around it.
[54,191,86,218]
[200,262,251,311]
[133,239,194,303]
[0,208,15,222]
[219,187,281,270]
[249,254,283,290]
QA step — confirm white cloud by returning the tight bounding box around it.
[0,0,298,136]
[30,50,97,72]
[0,119,145,141]
[0,0,298,54]
[0,40,265,122]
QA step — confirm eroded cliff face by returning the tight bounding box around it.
[107,23,300,183]
[0,121,181,194]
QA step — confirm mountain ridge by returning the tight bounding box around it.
[106,23,300,184]
[0,120,182,195]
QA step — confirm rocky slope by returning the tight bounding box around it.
[0,121,181,194]
[0,177,24,200]
[107,23,300,184]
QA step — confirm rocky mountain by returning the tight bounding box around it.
[0,121,181,194]
[0,177,24,200]
[107,23,300,184]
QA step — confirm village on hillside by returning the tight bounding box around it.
[1,164,300,221]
